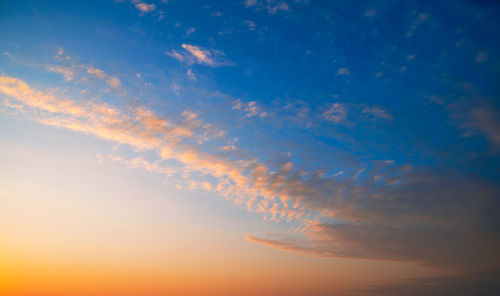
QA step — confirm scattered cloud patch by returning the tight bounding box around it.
[323,103,347,122]
[166,44,230,67]
[407,13,429,37]
[243,0,290,14]
[2,75,500,272]
[336,67,351,76]
[165,49,185,62]
[187,69,196,80]
[48,66,74,81]
[132,0,156,13]
[244,0,258,7]
[362,106,393,121]
[182,44,215,66]
[87,66,122,89]
[244,20,256,31]
[267,2,289,14]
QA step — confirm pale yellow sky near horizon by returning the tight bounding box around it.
[0,115,442,296]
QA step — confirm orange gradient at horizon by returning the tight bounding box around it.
[0,136,439,296]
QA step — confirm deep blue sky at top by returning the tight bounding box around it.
[1,0,500,181]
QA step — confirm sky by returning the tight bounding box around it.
[1,0,500,295]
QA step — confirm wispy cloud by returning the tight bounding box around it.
[166,44,231,67]
[2,74,499,272]
[186,69,196,80]
[406,13,429,37]
[322,103,347,122]
[464,106,500,149]
[87,66,122,89]
[361,271,500,296]
[182,44,215,65]
[242,0,290,14]
[48,66,74,81]
[165,49,184,62]
[336,67,351,76]
[362,106,393,121]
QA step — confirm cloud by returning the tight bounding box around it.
[446,99,500,151]
[166,45,230,67]
[362,106,393,121]
[108,154,177,176]
[132,1,156,13]
[2,75,500,273]
[242,0,289,14]
[323,103,347,122]
[182,44,216,66]
[186,69,196,80]
[244,0,258,7]
[165,49,184,62]
[247,166,500,270]
[244,20,256,31]
[267,2,289,14]
[466,106,500,148]
[246,236,314,253]
[361,270,500,296]
[87,66,122,89]
[407,13,429,37]
[336,67,351,76]
[48,66,74,81]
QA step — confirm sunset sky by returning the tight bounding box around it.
[1,0,500,295]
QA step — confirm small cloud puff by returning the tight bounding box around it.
[132,0,156,13]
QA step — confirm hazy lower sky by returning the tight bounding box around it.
[1,0,500,295]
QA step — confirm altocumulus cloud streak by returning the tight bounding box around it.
[1,73,500,272]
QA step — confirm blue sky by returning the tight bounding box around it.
[1,0,500,295]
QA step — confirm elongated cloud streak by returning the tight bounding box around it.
[2,75,499,271]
